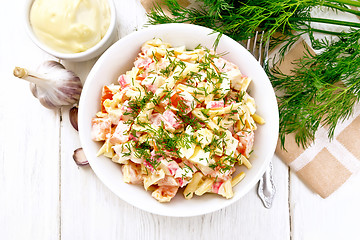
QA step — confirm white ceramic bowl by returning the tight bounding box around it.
[24,0,117,62]
[78,23,279,217]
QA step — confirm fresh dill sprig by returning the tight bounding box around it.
[270,28,360,148]
[125,89,154,120]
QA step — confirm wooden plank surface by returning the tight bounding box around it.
[0,2,60,240]
[2,0,360,240]
[290,171,360,240]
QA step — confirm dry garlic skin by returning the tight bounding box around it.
[30,0,111,53]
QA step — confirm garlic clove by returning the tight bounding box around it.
[13,61,83,109]
[73,148,89,166]
[69,106,78,131]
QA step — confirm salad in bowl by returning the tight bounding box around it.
[78,23,278,216]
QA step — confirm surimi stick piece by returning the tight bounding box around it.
[231,172,246,187]
[183,172,204,199]
[194,178,214,196]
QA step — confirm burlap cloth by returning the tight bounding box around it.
[140,0,360,198]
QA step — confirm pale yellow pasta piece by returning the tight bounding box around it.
[107,108,123,124]
[136,101,155,123]
[143,169,165,190]
[102,88,125,110]
[207,103,242,117]
[238,110,257,131]
[191,109,220,132]
[122,164,132,183]
[126,67,139,81]
[106,83,121,93]
[178,62,199,77]
[183,172,204,199]
[102,99,116,113]
[178,140,196,160]
[204,94,214,105]
[236,119,246,132]
[223,130,239,156]
[125,87,146,100]
[97,139,114,158]
[141,164,149,175]
[138,133,151,143]
[111,91,125,105]
[132,123,154,133]
[158,162,171,175]
[231,172,246,187]
[190,109,206,121]
[252,113,265,125]
[170,46,186,55]
[245,112,257,131]
[240,76,252,92]
[142,38,171,49]
[177,53,199,62]
[212,114,240,130]
[96,111,108,118]
[240,155,252,169]
[228,69,251,92]
[143,74,166,90]
[196,164,215,176]
[218,180,234,199]
[157,47,169,57]
[194,178,214,196]
[244,93,256,115]
[176,83,207,102]
[111,154,129,165]
[175,83,194,93]
[203,82,215,105]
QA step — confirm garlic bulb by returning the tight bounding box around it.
[13,61,82,109]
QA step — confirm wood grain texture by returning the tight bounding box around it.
[0,2,60,240]
[290,171,360,240]
[2,0,359,240]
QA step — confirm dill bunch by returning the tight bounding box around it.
[270,29,360,148]
[148,0,360,53]
[148,0,360,148]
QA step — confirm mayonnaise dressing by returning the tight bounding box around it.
[30,0,111,53]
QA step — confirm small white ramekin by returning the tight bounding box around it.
[24,0,117,62]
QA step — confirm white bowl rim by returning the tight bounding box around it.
[78,23,279,217]
[24,0,116,61]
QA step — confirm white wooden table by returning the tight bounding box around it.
[2,1,360,239]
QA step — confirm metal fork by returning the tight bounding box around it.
[246,31,276,209]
